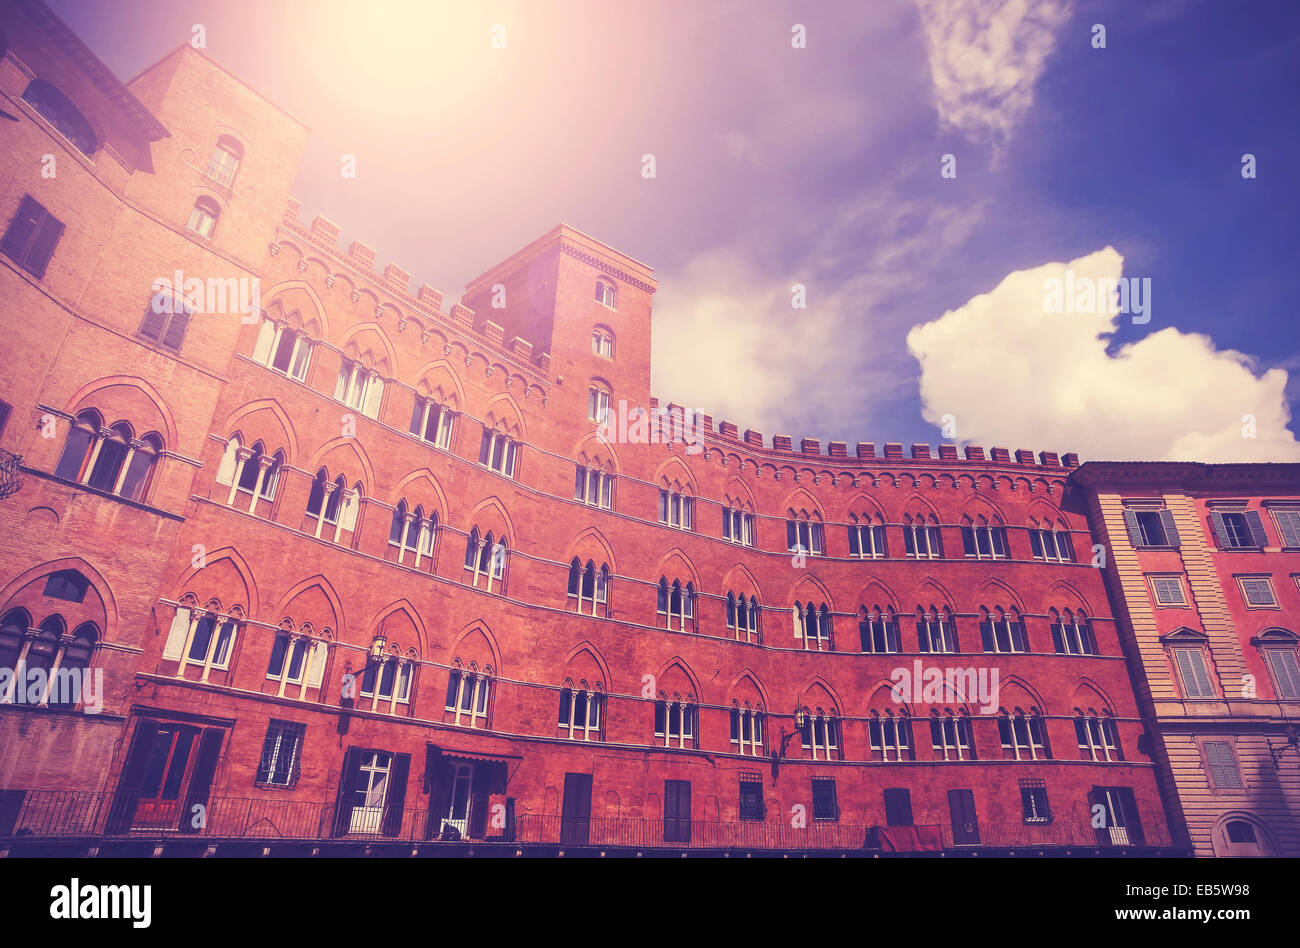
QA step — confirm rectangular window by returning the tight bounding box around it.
[664,779,691,843]
[1019,779,1051,824]
[560,772,593,845]
[1203,741,1243,790]
[1265,649,1300,699]
[1150,575,1187,607]
[811,778,839,822]
[883,788,912,826]
[1270,508,1300,549]
[738,772,764,821]
[256,720,305,788]
[2,195,64,279]
[1173,647,1216,699]
[1124,507,1179,548]
[1210,510,1267,550]
[1238,576,1277,608]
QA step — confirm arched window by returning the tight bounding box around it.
[917,606,957,653]
[138,287,195,352]
[657,578,694,631]
[730,701,765,756]
[796,601,832,651]
[219,437,282,513]
[848,513,887,558]
[163,601,240,682]
[961,515,1008,559]
[786,514,825,556]
[186,196,220,239]
[1254,629,1300,700]
[254,318,313,382]
[1074,709,1121,761]
[574,464,613,509]
[478,428,519,478]
[204,135,243,188]
[45,622,96,708]
[658,486,694,530]
[859,606,898,654]
[1030,519,1076,562]
[1050,608,1097,655]
[389,501,437,570]
[930,709,975,761]
[305,471,359,543]
[868,709,912,762]
[22,79,96,154]
[979,606,1028,654]
[54,410,100,482]
[998,708,1050,760]
[591,326,614,358]
[86,422,132,492]
[903,513,942,558]
[567,559,609,617]
[265,622,328,700]
[654,694,696,748]
[595,278,617,309]
[799,707,840,760]
[726,592,760,644]
[335,359,384,418]
[464,529,507,591]
[558,678,603,741]
[55,414,163,502]
[444,660,491,728]
[723,506,755,547]
[362,646,415,715]
[587,382,611,424]
[410,396,455,449]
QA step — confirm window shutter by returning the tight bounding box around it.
[333,747,362,837]
[1,196,42,262]
[1275,511,1300,548]
[24,213,64,279]
[305,640,328,688]
[252,319,275,363]
[786,520,796,551]
[979,621,993,652]
[363,376,384,418]
[1243,510,1268,547]
[1122,509,1142,546]
[1267,651,1300,699]
[1208,512,1231,549]
[1205,742,1241,789]
[138,301,167,342]
[162,607,191,660]
[382,753,411,837]
[883,787,912,826]
[334,362,350,401]
[161,308,190,351]
[1116,787,1144,844]
[792,605,802,639]
[180,728,225,833]
[1051,623,1065,653]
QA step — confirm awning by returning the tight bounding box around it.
[428,745,522,764]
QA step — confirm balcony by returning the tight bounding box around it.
[0,789,1178,856]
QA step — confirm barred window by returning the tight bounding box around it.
[256,720,305,788]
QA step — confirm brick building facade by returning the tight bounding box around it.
[4,0,1279,857]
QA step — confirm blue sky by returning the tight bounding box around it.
[50,0,1300,461]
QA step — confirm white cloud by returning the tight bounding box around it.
[913,0,1073,146]
[906,248,1300,461]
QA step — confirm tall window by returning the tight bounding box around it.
[361,651,414,715]
[558,681,603,741]
[595,279,617,309]
[179,608,239,680]
[478,429,519,478]
[445,663,491,728]
[795,601,832,651]
[21,80,96,154]
[917,607,956,653]
[1257,630,1300,699]
[1051,609,1097,655]
[811,778,839,822]
[786,516,825,556]
[1270,507,1300,549]
[388,500,437,569]
[265,627,328,700]
[849,517,887,558]
[999,711,1050,760]
[657,578,695,632]
[903,515,942,558]
[574,465,613,509]
[726,592,760,644]
[962,519,1008,559]
[591,327,614,358]
[723,507,755,546]
[335,360,384,418]
[587,384,611,424]
[216,437,284,514]
[54,412,162,503]
[1170,642,1217,699]
[654,698,695,748]
[730,705,765,756]
[799,710,840,760]
[869,712,912,761]
[186,197,220,239]
[658,488,694,529]
[410,396,455,449]
[1,195,65,279]
[137,287,195,353]
[1020,779,1052,824]
[204,136,243,188]
[859,606,898,654]
[253,318,313,382]
[930,711,975,761]
[1075,712,1121,761]
[464,528,507,592]
[255,720,305,789]
[1030,525,1075,562]
[568,559,609,616]
[979,609,1028,654]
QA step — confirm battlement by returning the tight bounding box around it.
[648,397,1079,471]
[277,198,553,381]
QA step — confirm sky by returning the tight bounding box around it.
[49,0,1300,462]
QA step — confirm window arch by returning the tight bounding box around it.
[138,287,195,352]
[1074,707,1122,761]
[22,79,96,154]
[567,558,609,617]
[794,601,832,650]
[54,412,163,502]
[205,135,244,188]
[868,708,913,761]
[930,708,975,761]
[186,196,220,239]
[587,380,612,424]
[916,605,956,653]
[444,658,492,728]
[591,325,615,358]
[998,707,1050,760]
[1050,608,1097,655]
[858,605,897,654]
[361,643,416,715]
[266,620,330,701]
[595,278,617,309]
[254,317,314,382]
[730,699,765,756]
[388,500,438,570]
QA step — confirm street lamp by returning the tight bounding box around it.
[770,709,806,781]
[1268,726,1299,769]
